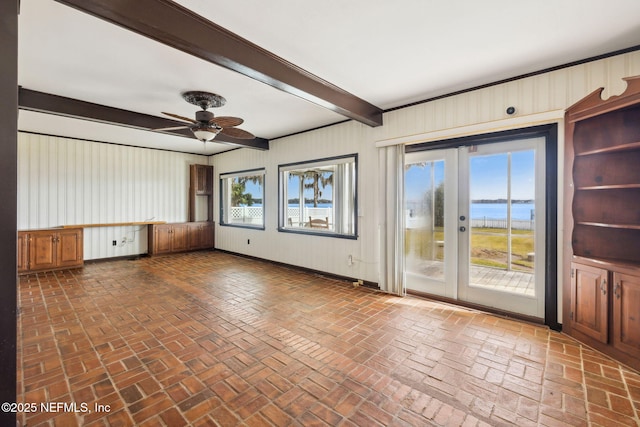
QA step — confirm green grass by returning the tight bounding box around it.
[406,226,534,271]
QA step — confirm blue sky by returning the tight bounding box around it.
[243,180,263,198]
[405,150,535,201]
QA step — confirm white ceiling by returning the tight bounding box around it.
[18,0,640,155]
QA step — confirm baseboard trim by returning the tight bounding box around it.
[215,249,381,290]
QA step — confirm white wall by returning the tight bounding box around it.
[17,133,208,260]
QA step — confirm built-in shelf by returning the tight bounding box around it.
[576,222,640,230]
[576,140,640,156]
[572,254,640,274]
[564,75,640,372]
[576,183,640,190]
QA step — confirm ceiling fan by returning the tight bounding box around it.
[155,91,255,142]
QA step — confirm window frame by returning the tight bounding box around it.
[219,168,266,230]
[278,154,358,239]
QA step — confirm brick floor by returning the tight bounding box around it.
[16,251,640,426]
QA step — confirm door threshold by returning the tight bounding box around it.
[406,289,545,326]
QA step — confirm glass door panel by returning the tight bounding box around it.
[404,137,546,319]
[458,138,545,318]
[404,149,457,298]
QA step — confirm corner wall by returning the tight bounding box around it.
[17,133,209,260]
[212,51,640,307]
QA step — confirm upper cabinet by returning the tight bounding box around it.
[564,76,640,370]
[193,164,213,195]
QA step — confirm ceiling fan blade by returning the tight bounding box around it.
[152,125,190,131]
[211,116,244,127]
[220,127,255,139]
[162,112,197,123]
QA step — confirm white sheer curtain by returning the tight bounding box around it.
[378,145,405,296]
[334,162,355,235]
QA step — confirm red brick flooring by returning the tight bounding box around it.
[16,251,640,426]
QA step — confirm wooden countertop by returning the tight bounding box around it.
[60,221,166,228]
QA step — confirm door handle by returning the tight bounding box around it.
[459,226,466,232]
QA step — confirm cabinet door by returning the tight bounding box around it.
[612,272,640,356]
[153,225,173,254]
[201,222,214,249]
[171,224,189,252]
[57,229,83,268]
[570,262,608,343]
[17,232,28,273]
[187,223,203,250]
[194,165,212,195]
[29,231,57,271]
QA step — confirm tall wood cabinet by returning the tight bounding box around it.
[18,227,84,274]
[564,76,640,370]
[189,164,213,222]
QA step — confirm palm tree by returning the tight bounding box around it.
[230,175,262,206]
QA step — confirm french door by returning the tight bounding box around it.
[404,137,546,318]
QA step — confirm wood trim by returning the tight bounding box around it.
[18,88,270,150]
[0,0,18,423]
[566,76,640,123]
[53,0,383,128]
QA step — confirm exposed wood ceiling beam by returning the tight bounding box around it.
[54,0,383,128]
[18,88,270,150]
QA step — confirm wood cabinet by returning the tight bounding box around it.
[17,232,28,273]
[148,223,188,255]
[612,271,640,356]
[564,75,640,370]
[18,227,84,274]
[570,262,608,343]
[187,222,214,250]
[148,222,214,255]
[192,164,213,195]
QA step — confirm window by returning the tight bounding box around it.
[220,169,265,229]
[278,154,357,238]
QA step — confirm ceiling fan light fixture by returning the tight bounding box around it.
[191,125,221,142]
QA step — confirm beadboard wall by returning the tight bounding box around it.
[17,133,208,260]
[212,122,377,282]
[212,50,640,289]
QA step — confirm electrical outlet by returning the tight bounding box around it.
[121,237,127,245]
[112,240,117,246]
[347,255,353,266]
